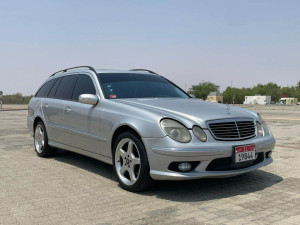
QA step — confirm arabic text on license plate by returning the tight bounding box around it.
[235,145,256,163]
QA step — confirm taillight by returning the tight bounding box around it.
[28,106,33,116]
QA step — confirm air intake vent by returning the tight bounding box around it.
[207,118,256,141]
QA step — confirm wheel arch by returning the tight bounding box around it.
[110,124,145,155]
[33,116,44,130]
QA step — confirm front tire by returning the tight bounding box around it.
[113,131,152,192]
[34,121,56,157]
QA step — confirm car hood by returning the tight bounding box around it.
[114,98,258,128]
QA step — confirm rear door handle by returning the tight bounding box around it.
[65,106,72,113]
[43,103,48,109]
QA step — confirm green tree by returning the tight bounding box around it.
[222,87,253,104]
[281,86,295,97]
[293,85,300,100]
[252,82,281,101]
[2,93,33,104]
[189,81,300,104]
[188,81,219,99]
[222,87,233,104]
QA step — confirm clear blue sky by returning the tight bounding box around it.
[0,0,299,95]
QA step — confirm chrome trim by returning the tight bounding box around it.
[152,147,225,157]
[206,118,256,141]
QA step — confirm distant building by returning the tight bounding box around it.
[279,97,298,105]
[244,95,271,105]
[207,91,223,103]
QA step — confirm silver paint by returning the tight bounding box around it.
[27,68,276,180]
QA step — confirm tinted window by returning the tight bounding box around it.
[71,75,96,101]
[48,78,61,98]
[35,79,57,98]
[55,75,78,100]
[97,73,190,99]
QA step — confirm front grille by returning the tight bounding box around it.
[206,152,264,171]
[207,118,256,141]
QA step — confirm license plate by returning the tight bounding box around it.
[234,144,256,163]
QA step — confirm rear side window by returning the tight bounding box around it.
[48,78,61,98]
[35,79,57,98]
[71,75,96,101]
[55,75,78,100]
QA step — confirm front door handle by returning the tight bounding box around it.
[65,106,72,113]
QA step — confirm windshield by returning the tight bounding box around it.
[97,73,190,99]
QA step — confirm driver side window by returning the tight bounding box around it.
[71,74,96,101]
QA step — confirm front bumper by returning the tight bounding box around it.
[142,134,275,181]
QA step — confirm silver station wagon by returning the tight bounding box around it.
[28,66,275,191]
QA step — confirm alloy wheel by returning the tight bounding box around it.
[35,124,45,153]
[115,138,141,185]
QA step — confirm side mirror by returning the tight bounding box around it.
[189,94,196,99]
[79,94,98,105]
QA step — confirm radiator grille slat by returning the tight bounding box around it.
[207,118,256,141]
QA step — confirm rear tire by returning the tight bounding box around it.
[34,121,57,157]
[113,131,153,192]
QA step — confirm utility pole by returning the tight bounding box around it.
[0,91,3,109]
[230,81,233,104]
[230,81,235,105]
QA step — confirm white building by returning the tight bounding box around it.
[244,95,271,105]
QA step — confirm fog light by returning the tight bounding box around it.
[267,151,272,158]
[178,162,192,172]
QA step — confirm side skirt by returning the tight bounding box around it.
[48,140,113,165]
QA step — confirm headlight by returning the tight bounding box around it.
[256,122,264,136]
[192,126,207,142]
[160,119,192,143]
[257,114,270,136]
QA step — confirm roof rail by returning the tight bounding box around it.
[130,69,157,74]
[50,66,97,77]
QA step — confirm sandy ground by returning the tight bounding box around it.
[239,105,300,121]
[0,104,28,111]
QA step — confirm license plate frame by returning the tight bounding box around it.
[233,144,256,163]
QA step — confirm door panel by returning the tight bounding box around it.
[64,101,104,154]
[42,98,66,144]
[44,74,78,144]
[64,74,105,155]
